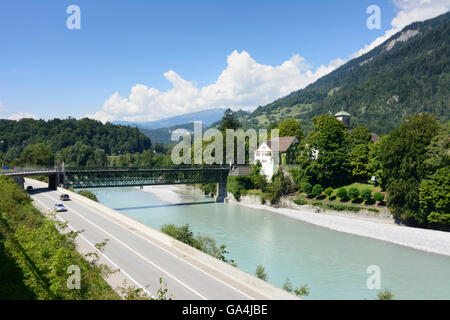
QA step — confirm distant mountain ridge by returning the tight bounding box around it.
[241,11,450,135]
[114,108,227,130]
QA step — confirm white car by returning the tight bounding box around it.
[54,203,67,212]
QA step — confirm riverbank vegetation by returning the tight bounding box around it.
[0,176,120,299]
[223,110,448,229]
[161,224,236,266]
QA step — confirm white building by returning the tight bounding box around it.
[254,136,298,179]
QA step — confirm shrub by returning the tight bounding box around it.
[361,189,372,202]
[336,188,348,200]
[255,265,268,281]
[265,169,294,204]
[326,203,362,213]
[312,184,323,197]
[373,192,385,202]
[294,199,308,206]
[227,176,253,201]
[348,187,360,200]
[302,182,313,194]
[324,187,334,197]
[77,190,98,202]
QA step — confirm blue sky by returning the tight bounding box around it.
[0,0,448,122]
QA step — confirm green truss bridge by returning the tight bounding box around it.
[1,165,250,202]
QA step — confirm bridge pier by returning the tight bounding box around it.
[48,173,64,190]
[215,179,228,203]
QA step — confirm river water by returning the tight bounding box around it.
[88,186,450,300]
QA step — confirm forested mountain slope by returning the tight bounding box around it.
[0,117,152,158]
[244,11,450,135]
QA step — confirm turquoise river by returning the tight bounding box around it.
[88,186,450,300]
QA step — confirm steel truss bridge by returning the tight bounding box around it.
[1,165,249,202]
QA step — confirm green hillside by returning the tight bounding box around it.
[0,118,152,163]
[243,11,450,135]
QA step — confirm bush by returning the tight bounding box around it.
[255,265,268,281]
[265,169,294,204]
[361,189,372,202]
[227,176,253,201]
[302,182,313,194]
[324,187,334,197]
[373,192,385,202]
[348,187,360,200]
[312,184,323,197]
[326,203,362,213]
[336,188,348,200]
[77,190,98,202]
[294,199,308,205]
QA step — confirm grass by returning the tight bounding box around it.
[247,189,264,196]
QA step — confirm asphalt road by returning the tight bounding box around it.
[25,179,266,300]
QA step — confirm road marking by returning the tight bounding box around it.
[31,195,155,299]
[46,188,255,300]
[40,192,207,300]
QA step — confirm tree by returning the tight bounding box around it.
[324,187,334,197]
[279,119,303,141]
[219,109,241,132]
[348,187,360,200]
[17,143,54,167]
[297,115,351,187]
[350,144,370,181]
[348,125,372,147]
[419,166,450,226]
[255,265,268,281]
[379,114,440,224]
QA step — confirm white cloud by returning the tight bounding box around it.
[88,0,449,123]
[87,51,345,123]
[352,0,450,58]
[8,112,38,121]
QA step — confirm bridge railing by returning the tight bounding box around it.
[0,167,61,174]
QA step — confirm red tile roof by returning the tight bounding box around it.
[264,136,298,152]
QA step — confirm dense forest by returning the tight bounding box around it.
[0,118,152,167]
[241,11,450,135]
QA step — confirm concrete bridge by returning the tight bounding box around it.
[1,165,250,202]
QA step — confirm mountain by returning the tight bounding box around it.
[114,108,227,130]
[242,11,450,135]
[139,123,206,145]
